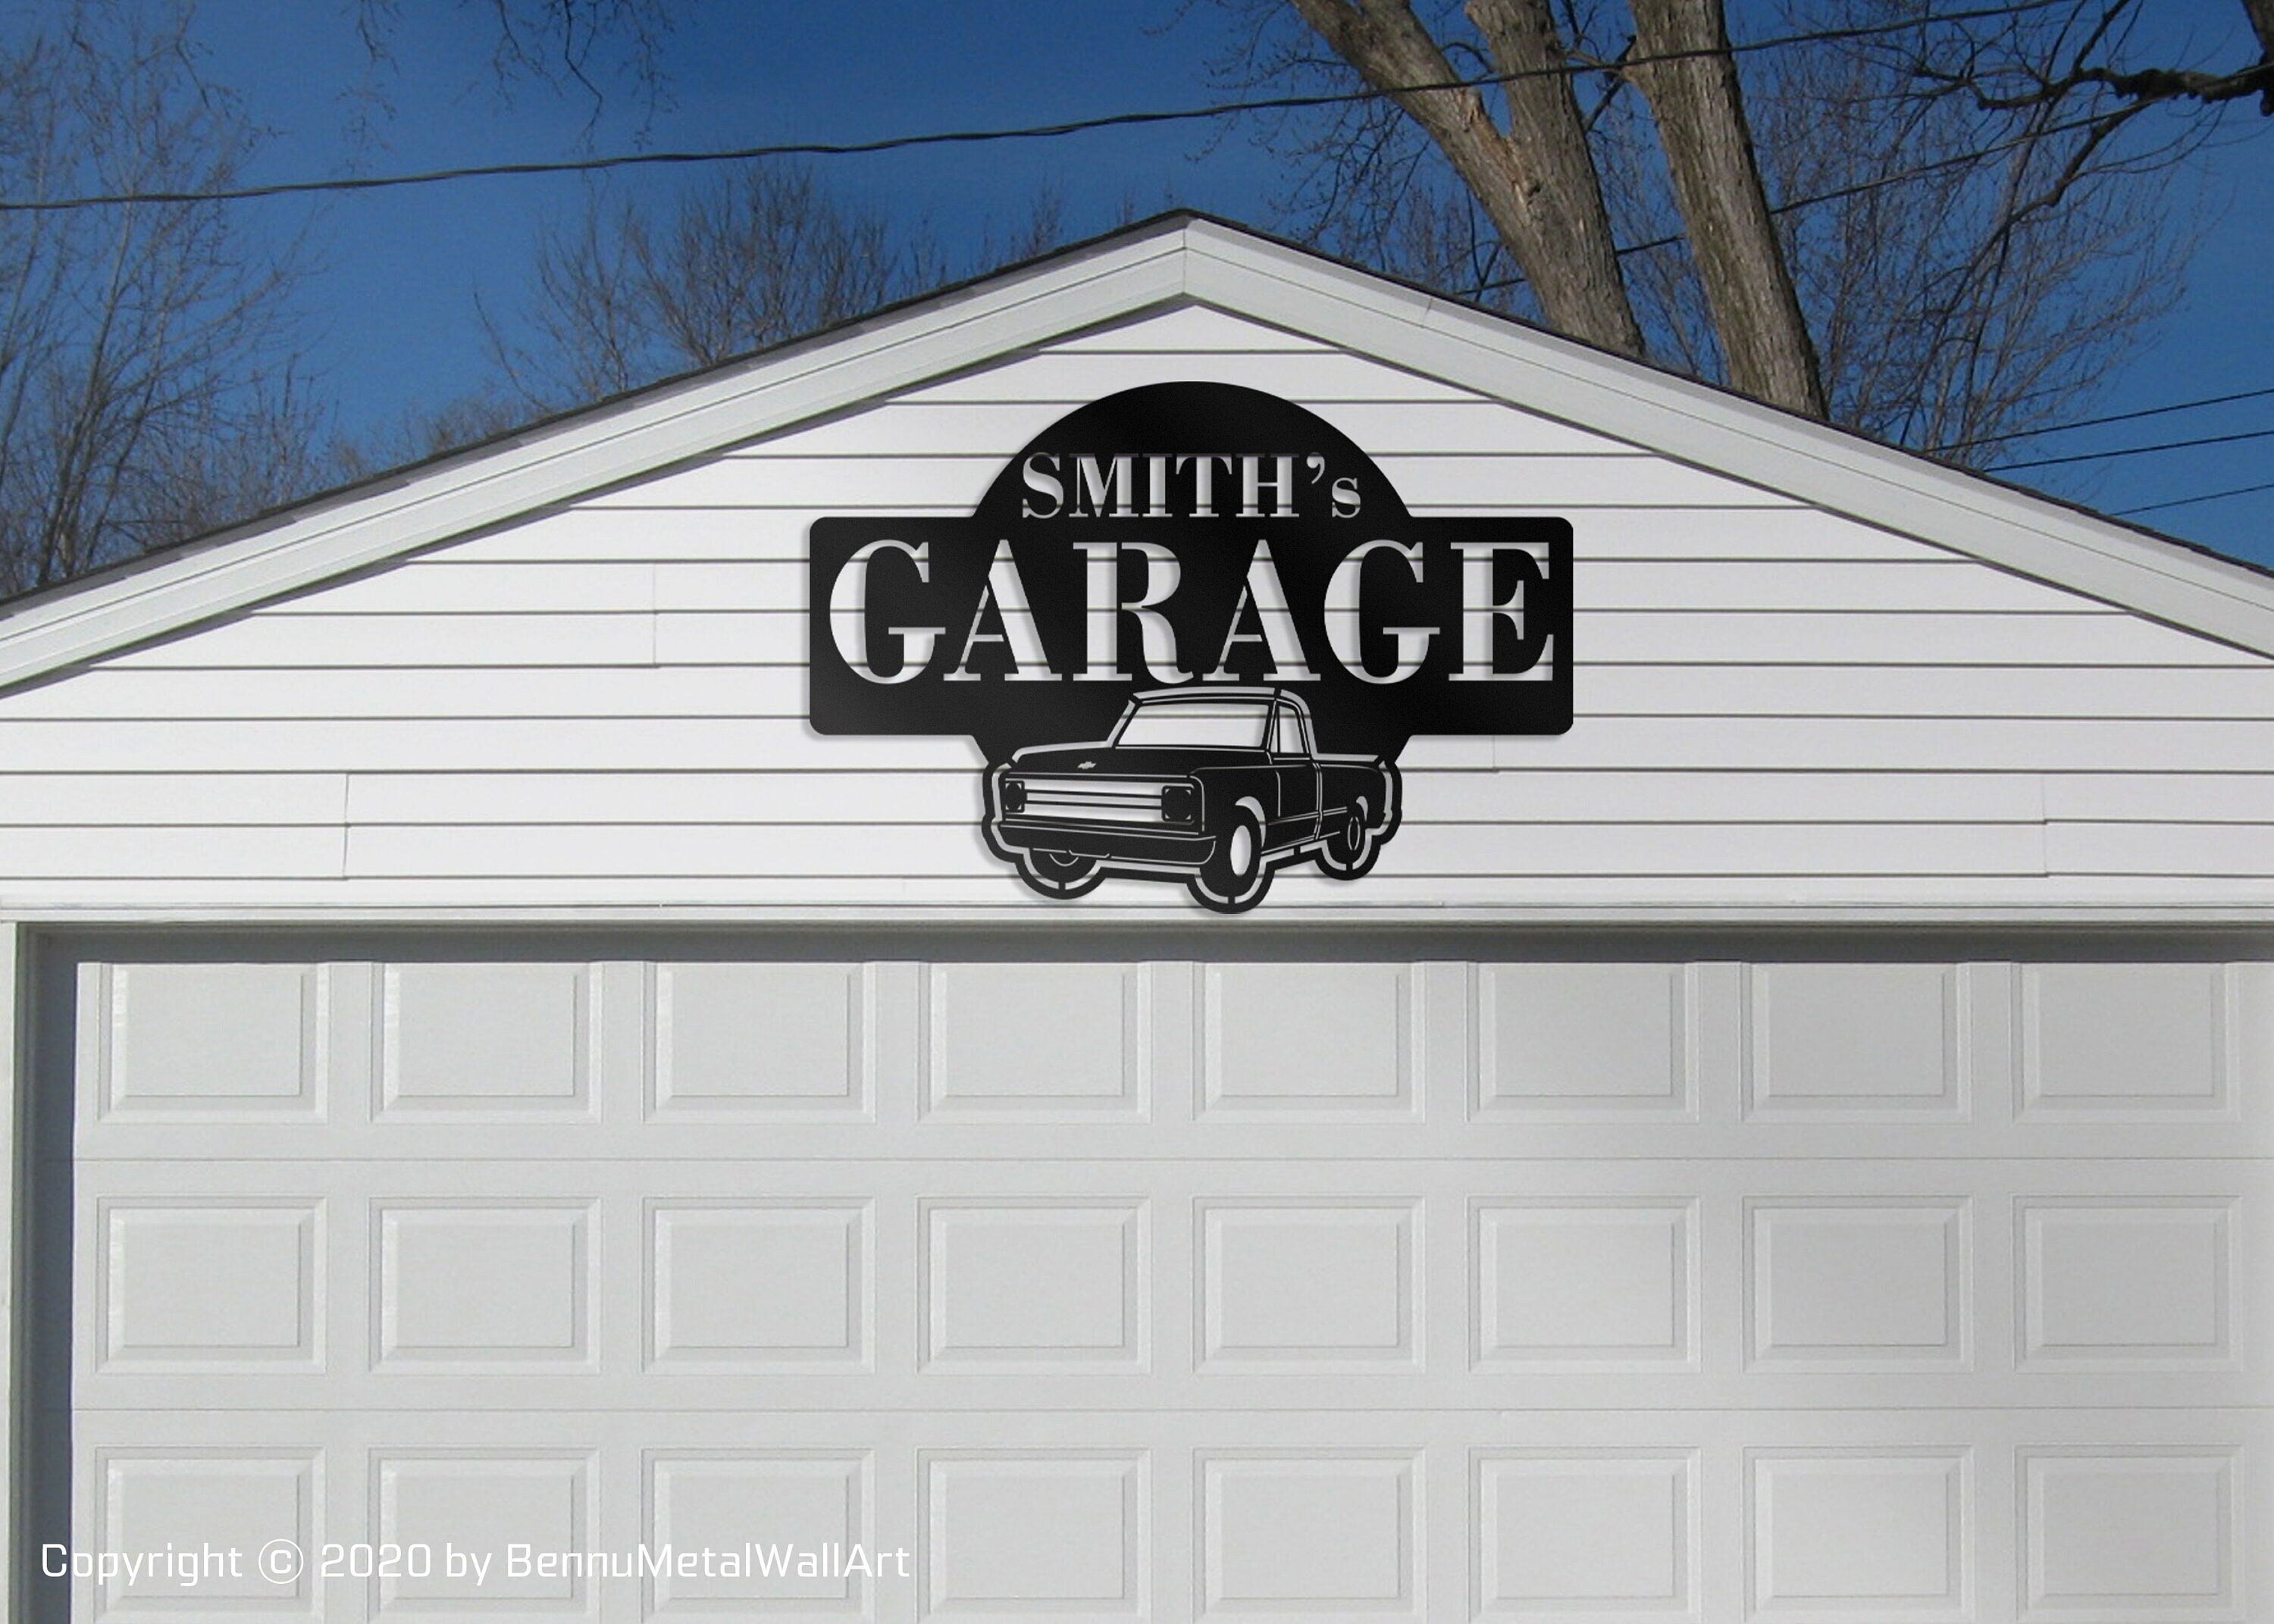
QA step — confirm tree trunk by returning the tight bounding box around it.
[1624,0,1828,416]
[1286,0,1646,358]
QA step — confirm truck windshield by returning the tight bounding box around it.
[1113,701,1272,748]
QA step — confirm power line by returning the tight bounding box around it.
[1466,104,2126,297]
[0,0,2063,214]
[1989,423,2274,471]
[1928,384,2274,450]
[2116,478,2274,516]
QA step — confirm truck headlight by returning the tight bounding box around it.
[1001,779,1026,815]
[1160,783,1198,824]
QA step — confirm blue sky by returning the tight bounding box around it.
[167,2,2274,564]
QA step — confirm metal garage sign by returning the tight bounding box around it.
[810,381,1569,912]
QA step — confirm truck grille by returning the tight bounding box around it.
[1013,775,1168,825]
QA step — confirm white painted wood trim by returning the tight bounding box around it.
[3,215,2273,696]
[8,904,2274,929]
[0,920,17,1620]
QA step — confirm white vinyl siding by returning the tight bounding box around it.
[0,307,2269,910]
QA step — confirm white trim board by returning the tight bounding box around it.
[12,904,2274,929]
[0,920,18,1621]
[1,215,2269,694]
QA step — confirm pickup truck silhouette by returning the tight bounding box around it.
[985,688,1401,912]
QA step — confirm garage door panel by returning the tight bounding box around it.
[1474,1200,1701,1374]
[1201,963,1442,1122]
[378,962,600,1120]
[653,961,875,1122]
[927,963,1155,1122]
[93,1197,324,1375]
[80,960,330,1125]
[45,946,2274,1623]
[2019,1447,2245,1624]
[2021,963,2238,1120]
[1477,962,1708,1123]
[650,1450,878,1619]
[1746,1447,1976,1623]
[2018,1197,2243,1374]
[67,1157,2269,1415]
[63,955,2274,1163]
[370,1450,599,1619]
[1744,1198,1976,1372]
[83,1449,324,1621]
[373,1200,595,1372]
[922,1449,1151,1622]
[649,1199,875,1374]
[1746,962,1970,1122]
[55,1412,2272,1624]
[920,1200,1149,1374]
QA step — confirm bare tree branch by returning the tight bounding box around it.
[480,162,941,414]
[1906,0,2274,118]
[345,0,677,139]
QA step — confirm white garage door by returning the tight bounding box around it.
[36,944,2272,1622]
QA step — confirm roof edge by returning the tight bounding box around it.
[0,215,1204,690]
[1176,221,2274,655]
[2,211,2270,692]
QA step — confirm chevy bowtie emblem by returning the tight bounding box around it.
[1078,760,1097,769]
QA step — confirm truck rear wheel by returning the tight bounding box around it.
[1314,806,1380,880]
[1190,809,1271,913]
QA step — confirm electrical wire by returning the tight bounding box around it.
[0,0,2067,214]
[3,0,2248,521]
[1928,384,2274,450]
[2116,479,2274,516]
[1989,423,2274,471]
[1464,103,2140,298]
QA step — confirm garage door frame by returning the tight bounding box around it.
[2,918,19,1622]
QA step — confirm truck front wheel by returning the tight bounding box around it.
[1190,808,1271,913]
[1016,848,1104,900]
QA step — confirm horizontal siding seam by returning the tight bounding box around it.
[70,695,2274,721]
[265,603,2128,620]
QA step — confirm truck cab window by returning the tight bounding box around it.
[1271,702,1309,756]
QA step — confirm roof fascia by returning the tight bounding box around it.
[1181,220,2274,659]
[0,226,1191,692]
[5,213,2271,691]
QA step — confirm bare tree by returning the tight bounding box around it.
[0,1,328,596]
[1203,0,2240,443]
[479,163,945,413]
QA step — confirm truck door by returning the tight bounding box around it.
[1268,698,1322,846]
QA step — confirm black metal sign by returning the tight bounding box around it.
[810,382,1570,911]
